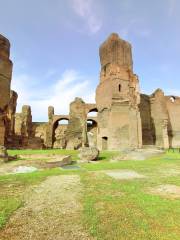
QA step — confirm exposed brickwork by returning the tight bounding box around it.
[0,33,180,150]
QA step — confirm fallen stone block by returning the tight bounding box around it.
[78,147,99,162]
[46,155,72,168]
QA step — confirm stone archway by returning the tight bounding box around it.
[86,118,98,147]
[52,118,69,149]
[87,108,98,117]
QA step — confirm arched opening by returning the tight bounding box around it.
[87,108,98,117]
[102,136,108,150]
[87,119,97,147]
[118,84,121,92]
[170,96,175,103]
[53,118,69,149]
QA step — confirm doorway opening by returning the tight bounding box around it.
[102,136,108,150]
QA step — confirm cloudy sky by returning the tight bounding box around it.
[0,0,180,121]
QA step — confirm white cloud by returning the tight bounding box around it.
[11,69,95,122]
[71,0,102,34]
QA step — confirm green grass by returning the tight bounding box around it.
[7,149,78,156]
[0,197,22,228]
[81,171,180,239]
[1,149,180,239]
[80,150,180,239]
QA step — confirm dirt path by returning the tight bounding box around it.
[0,175,93,240]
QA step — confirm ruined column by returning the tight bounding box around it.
[14,105,32,138]
[150,89,169,148]
[48,106,54,121]
[45,106,55,148]
[0,34,13,145]
[5,90,18,146]
[21,105,32,137]
[5,90,18,138]
[66,97,87,149]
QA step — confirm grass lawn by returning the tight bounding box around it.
[0,149,180,239]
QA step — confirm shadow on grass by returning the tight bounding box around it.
[97,156,106,161]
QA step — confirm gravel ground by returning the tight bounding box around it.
[0,175,93,240]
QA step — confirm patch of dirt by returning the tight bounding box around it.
[149,184,180,199]
[104,170,146,180]
[0,175,93,240]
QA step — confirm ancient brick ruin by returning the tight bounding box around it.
[0,34,13,146]
[1,33,180,150]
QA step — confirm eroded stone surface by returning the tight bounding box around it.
[96,33,142,150]
[46,155,72,168]
[0,34,12,145]
[79,147,99,162]
[66,98,87,149]
[53,125,67,149]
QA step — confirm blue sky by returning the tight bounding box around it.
[0,0,179,121]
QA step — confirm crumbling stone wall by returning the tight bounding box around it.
[44,103,97,150]
[96,33,142,150]
[99,33,133,72]
[140,92,180,149]
[13,106,44,149]
[150,89,169,149]
[0,34,12,145]
[5,90,18,146]
[66,98,87,149]
[140,94,154,145]
[15,105,32,137]
[31,122,47,142]
[166,96,180,148]
[53,125,67,149]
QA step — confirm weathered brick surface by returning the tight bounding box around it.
[1,33,180,150]
[0,34,12,145]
